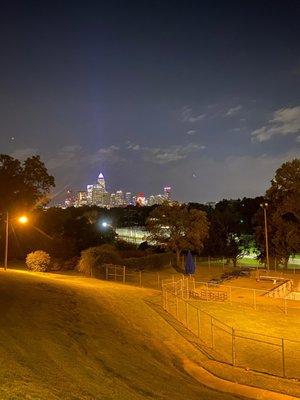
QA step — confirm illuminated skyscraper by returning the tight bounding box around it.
[164,186,172,201]
[76,191,88,207]
[115,190,124,206]
[86,184,93,204]
[97,172,106,191]
[125,192,132,205]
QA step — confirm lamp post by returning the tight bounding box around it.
[260,202,269,271]
[4,213,28,270]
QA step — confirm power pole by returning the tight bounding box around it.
[260,203,269,271]
[4,211,9,270]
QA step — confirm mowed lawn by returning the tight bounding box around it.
[0,269,240,400]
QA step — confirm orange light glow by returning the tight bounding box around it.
[18,215,28,224]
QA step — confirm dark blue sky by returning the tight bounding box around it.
[1,1,299,202]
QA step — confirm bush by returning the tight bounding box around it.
[26,250,51,272]
[77,245,121,276]
[123,252,173,271]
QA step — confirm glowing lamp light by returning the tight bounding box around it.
[102,221,108,228]
[18,215,28,224]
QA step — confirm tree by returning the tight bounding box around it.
[146,202,209,267]
[255,159,300,268]
[0,154,55,214]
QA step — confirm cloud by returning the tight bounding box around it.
[225,105,242,117]
[251,106,300,142]
[126,142,140,150]
[89,145,124,164]
[186,130,196,135]
[46,144,124,170]
[181,106,206,123]
[47,145,83,169]
[141,143,206,164]
[10,147,38,160]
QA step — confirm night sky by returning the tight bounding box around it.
[1,1,299,202]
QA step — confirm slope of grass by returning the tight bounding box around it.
[0,269,240,400]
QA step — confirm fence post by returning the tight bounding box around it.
[165,290,168,311]
[282,338,286,377]
[211,316,214,349]
[284,297,287,315]
[197,308,200,338]
[105,265,108,280]
[185,301,188,328]
[186,277,189,299]
[253,289,257,310]
[232,328,236,366]
[139,270,142,287]
[123,266,126,283]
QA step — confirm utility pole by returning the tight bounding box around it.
[260,202,269,271]
[4,211,8,270]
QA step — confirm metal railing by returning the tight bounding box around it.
[162,278,300,379]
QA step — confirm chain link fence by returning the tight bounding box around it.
[162,278,300,379]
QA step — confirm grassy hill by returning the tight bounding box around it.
[0,269,239,400]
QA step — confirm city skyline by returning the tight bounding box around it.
[60,171,173,208]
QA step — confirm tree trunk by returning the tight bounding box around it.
[232,258,237,268]
[283,256,289,269]
[173,249,184,273]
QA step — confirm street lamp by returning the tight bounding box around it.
[4,213,28,270]
[260,202,269,271]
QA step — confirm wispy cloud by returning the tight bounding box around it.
[181,106,206,123]
[225,105,242,117]
[89,145,123,164]
[141,143,206,164]
[47,145,83,169]
[46,144,124,170]
[251,105,300,142]
[186,130,196,136]
[10,147,38,160]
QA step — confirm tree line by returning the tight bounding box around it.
[0,154,299,268]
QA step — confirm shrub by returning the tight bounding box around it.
[26,250,51,272]
[77,245,121,276]
[123,252,173,271]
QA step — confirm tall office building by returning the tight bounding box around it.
[115,190,124,206]
[97,172,106,191]
[86,184,93,204]
[64,190,74,207]
[125,192,132,205]
[164,186,172,201]
[76,191,88,207]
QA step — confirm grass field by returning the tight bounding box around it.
[0,268,241,400]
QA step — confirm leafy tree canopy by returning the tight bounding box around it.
[0,154,55,215]
[255,158,300,267]
[146,202,209,267]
